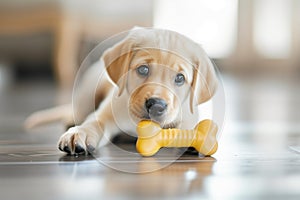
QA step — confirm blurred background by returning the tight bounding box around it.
[1,0,300,128]
[1,0,300,89]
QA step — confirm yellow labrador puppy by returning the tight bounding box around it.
[26,28,218,155]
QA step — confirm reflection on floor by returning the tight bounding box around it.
[1,74,300,200]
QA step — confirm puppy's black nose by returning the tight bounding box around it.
[145,98,167,117]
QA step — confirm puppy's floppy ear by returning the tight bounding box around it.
[103,37,134,96]
[189,53,218,113]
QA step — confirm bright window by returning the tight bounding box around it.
[253,0,292,58]
[153,0,238,58]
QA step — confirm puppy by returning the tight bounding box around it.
[25,28,218,155]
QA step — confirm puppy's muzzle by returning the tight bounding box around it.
[145,98,167,118]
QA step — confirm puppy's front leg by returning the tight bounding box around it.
[58,97,120,155]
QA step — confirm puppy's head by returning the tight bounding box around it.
[103,28,217,128]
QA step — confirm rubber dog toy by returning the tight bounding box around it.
[136,119,218,156]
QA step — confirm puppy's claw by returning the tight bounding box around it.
[63,146,71,154]
[58,142,63,151]
[75,144,86,154]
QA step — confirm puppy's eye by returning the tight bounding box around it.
[137,65,149,76]
[175,73,185,86]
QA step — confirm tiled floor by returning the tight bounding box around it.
[1,74,300,200]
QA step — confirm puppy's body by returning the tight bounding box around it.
[26,28,217,155]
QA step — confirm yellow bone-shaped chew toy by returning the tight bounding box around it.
[136,119,218,157]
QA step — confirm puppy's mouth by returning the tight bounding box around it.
[141,114,178,128]
[131,103,178,129]
[131,110,178,129]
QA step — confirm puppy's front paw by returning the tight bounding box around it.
[58,126,99,155]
